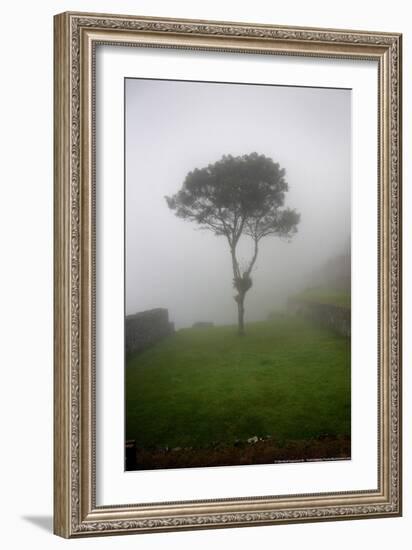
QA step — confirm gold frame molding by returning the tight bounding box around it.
[54,11,402,538]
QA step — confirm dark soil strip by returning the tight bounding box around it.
[126,435,350,471]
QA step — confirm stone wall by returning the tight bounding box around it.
[289,299,350,338]
[126,308,174,356]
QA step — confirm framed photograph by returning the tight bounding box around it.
[54,12,402,537]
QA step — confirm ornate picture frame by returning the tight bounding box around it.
[54,11,402,538]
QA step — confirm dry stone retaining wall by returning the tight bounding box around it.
[289,299,350,338]
[126,308,174,355]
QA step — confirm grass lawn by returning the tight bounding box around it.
[125,314,351,451]
[292,288,351,309]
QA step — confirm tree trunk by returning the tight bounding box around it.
[237,294,245,336]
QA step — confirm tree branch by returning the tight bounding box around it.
[245,237,259,277]
[230,244,241,279]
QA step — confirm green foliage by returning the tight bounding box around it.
[233,273,252,296]
[126,315,351,449]
[165,153,300,244]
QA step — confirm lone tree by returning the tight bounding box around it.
[165,153,300,335]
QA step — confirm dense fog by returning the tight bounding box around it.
[125,78,351,329]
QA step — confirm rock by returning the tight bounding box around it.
[247,436,259,444]
[172,447,182,452]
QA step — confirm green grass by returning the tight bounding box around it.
[126,315,350,449]
[292,288,351,309]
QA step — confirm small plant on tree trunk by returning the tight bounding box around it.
[165,153,300,335]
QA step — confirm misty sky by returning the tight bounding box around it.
[125,78,351,329]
